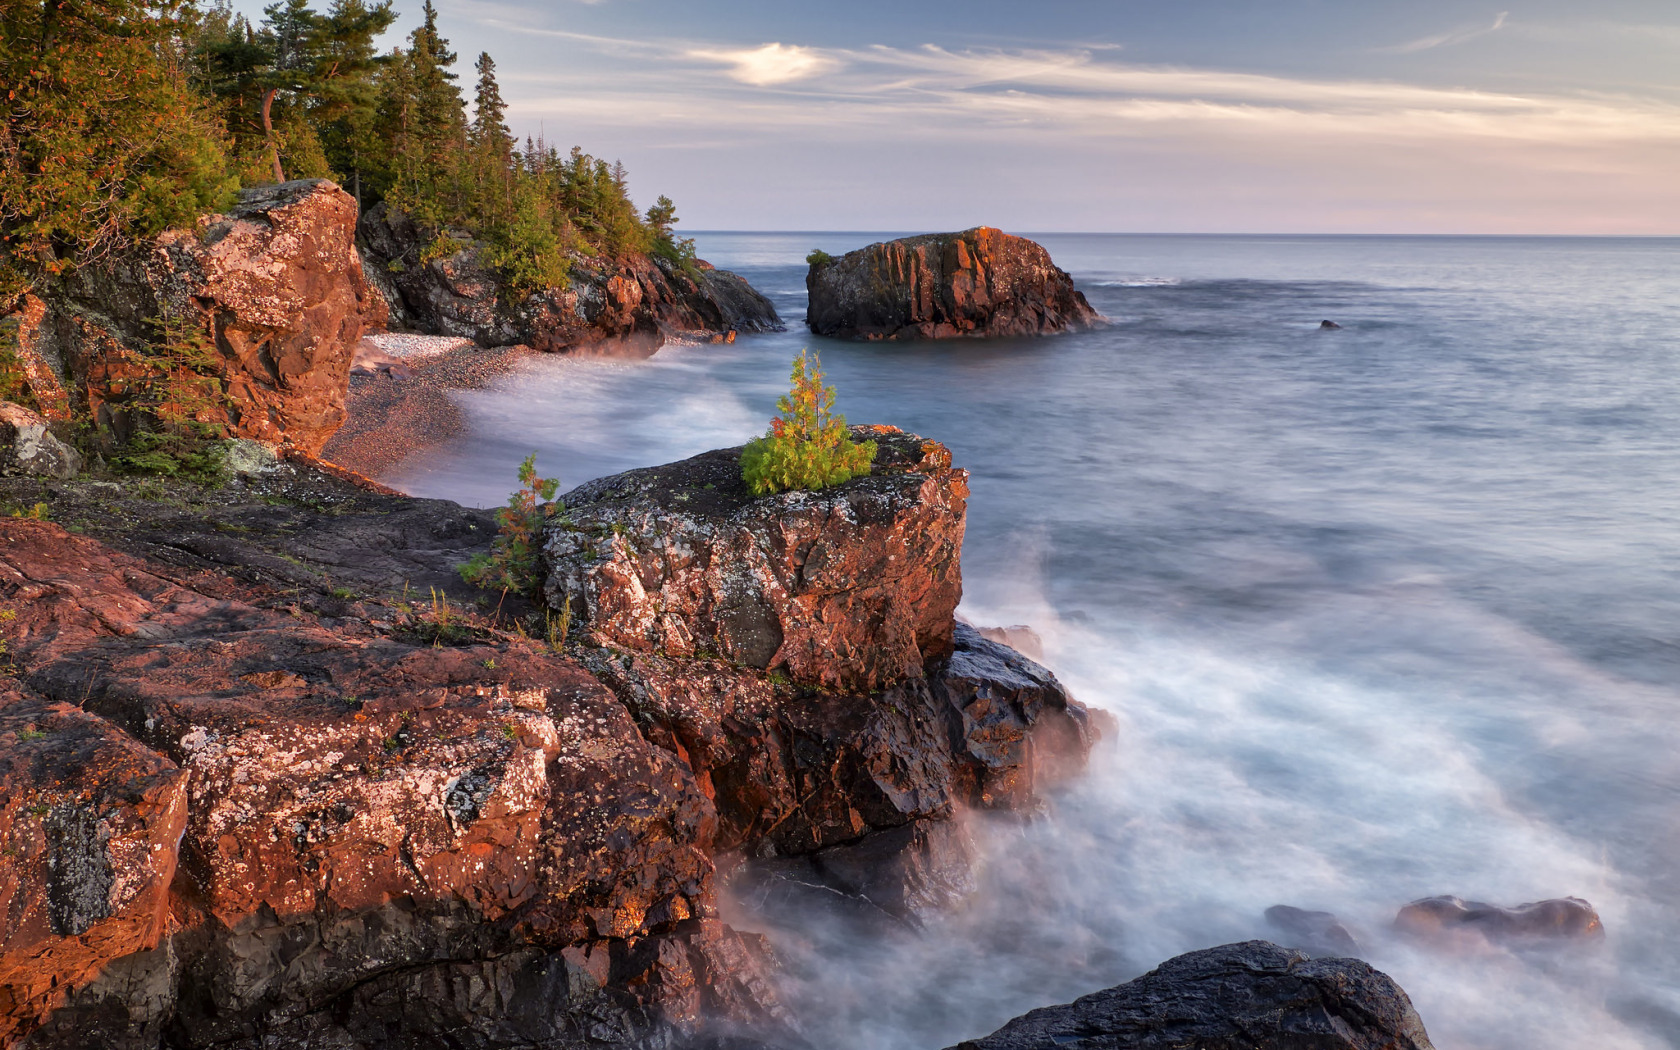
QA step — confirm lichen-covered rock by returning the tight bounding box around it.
[0,683,188,1047]
[358,202,781,351]
[0,517,789,1049]
[807,227,1101,341]
[7,179,384,454]
[545,427,967,692]
[948,941,1435,1050]
[0,403,80,479]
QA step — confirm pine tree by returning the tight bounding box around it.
[0,0,238,300]
[471,52,509,158]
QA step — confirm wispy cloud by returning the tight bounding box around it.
[1384,11,1509,53]
[686,42,839,86]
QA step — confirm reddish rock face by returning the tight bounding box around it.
[7,180,384,455]
[0,518,781,1048]
[806,227,1102,341]
[1394,895,1605,946]
[545,427,968,693]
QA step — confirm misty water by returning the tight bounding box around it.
[390,233,1680,1050]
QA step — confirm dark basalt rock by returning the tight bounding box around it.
[1266,904,1363,958]
[806,227,1101,341]
[358,202,781,352]
[1394,895,1605,945]
[947,940,1435,1050]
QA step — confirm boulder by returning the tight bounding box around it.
[1265,904,1363,958]
[806,227,1101,341]
[358,202,782,351]
[544,426,968,692]
[1394,895,1604,946]
[6,179,385,454]
[947,941,1435,1050]
[0,402,80,479]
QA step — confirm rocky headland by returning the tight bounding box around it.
[358,202,782,353]
[805,228,1101,341]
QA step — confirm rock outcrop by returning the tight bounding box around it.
[545,427,967,692]
[948,940,1435,1050]
[1394,895,1604,945]
[1265,904,1363,958]
[0,428,1094,1049]
[0,403,80,479]
[806,227,1101,341]
[4,180,384,455]
[358,202,781,352]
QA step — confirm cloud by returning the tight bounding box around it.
[687,43,839,86]
[1385,11,1509,53]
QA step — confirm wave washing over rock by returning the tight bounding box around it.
[0,426,1190,1049]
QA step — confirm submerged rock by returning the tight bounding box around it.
[1394,895,1604,945]
[806,227,1101,341]
[1265,904,1363,958]
[7,179,385,455]
[0,402,80,479]
[359,202,782,351]
[948,940,1434,1050]
[545,426,968,692]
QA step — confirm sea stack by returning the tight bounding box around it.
[806,227,1101,341]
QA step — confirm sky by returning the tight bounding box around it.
[259,0,1680,232]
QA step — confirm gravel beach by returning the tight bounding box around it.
[320,335,534,482]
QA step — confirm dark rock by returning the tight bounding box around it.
[1319,320,1343,329]
[935,625,1091,810]
[1266,904,1363,958]
[7,180,385,454]
[947,940,1434,1050]
[0,402,80,479]
[545,426,968,692]
[806,227,1101,341]
[358,202,782,351]
[732,818,977,930]
[1394,895,1604,945]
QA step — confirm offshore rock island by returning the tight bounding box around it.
[805,228,1102,341]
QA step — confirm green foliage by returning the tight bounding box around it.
[741,350,877,496]
[806,249,834,267]
[107,312,233,478]
[458,452,561,594]
[0,318,32,409]
[0,0,239,299]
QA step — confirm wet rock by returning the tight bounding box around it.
[9,179,385,454]
[732,818,977,929]
[1266,904,1363,958]
[1394,895,1604,945]
[806,227,1101,341]
[359,202,781,351]
[935,625,1092,810]
[948,940,1435,1050]
[545,426,968,692]
[1320,319,1343,329]
[0,402,80,479]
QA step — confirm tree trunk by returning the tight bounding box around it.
[260,87,285,184]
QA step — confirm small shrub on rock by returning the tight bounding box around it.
[459,452,561,594]
[806,249,834,267]
[741,349,876,495]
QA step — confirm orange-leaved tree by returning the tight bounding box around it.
[741,349,875,495]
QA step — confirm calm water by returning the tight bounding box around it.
[390,233,1680,1050]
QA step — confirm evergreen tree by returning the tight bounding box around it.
[0,0,238,300]
[470,51,509,158]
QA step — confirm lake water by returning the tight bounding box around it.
[388,232,1680,1050]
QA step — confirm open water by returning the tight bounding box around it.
[389,232,1680,1050]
